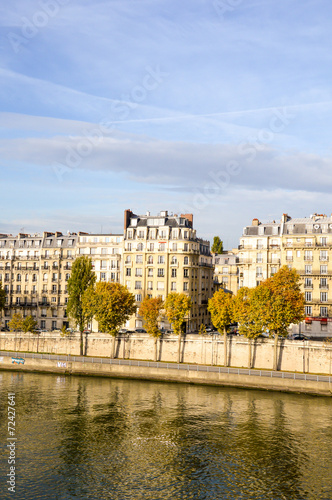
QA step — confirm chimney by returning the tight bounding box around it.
[281,213,291,223]
[124,209,133,231]
[252,218,259,226]
[181,213,193,228]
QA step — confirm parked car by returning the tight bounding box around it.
[289,334,309,341]
[135,328,147,333]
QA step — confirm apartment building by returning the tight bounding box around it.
[238,213,332,336]
[123,210,214,332]
[212,252,239,294]
[0,231,78,331]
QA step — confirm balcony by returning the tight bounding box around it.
[304,284,313,289]
[319,284,329,289]
[319,256,329,261]
[304,256,313,261]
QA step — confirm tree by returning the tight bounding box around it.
[139,296,164,361]
[260,266,305,371]
[211,236,223,254]
[233,286,270,368]
[0,282,6,319]
[67,255,96,355]
[164,293,192,363]
[9,312,23,332]
[21,315,38,334]
[208,289,234,366]
[198,324,207,336]
[83,282,136,358]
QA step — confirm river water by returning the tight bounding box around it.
[0,371,331,500]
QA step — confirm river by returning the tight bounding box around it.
[0,371,331,499]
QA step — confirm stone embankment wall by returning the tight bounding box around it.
[0,332,331,375]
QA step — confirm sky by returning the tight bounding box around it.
[1,0,332,249]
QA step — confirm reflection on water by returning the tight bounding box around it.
[0,372,332,500]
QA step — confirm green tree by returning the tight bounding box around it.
[208,289,234,366]
[21,315,38,334]
[211,236,223,254]
[0,282,6,320]
[165,292,192,363]
[84,282,136,358]
[260,266,305,371]
[233,286,269,368]
[8,312,23,332]
[67,255,96,355]
[139,296,164,361]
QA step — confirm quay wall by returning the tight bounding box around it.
[0,332,331,376]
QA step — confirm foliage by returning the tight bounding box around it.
[208,289,234,333]
[164,293,192,336]
[198,324,207,336]
[21,315,38,334]
[259,266,305,338]
[0,282,6,314]
[60,325,70,337]
[211,236,223,254]
[9,312,24,332]
[67,255,96,355]
[84,282,136,336]
[139,296,163,338]
[233,286,269,339]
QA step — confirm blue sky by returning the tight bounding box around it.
[1,0,332,248]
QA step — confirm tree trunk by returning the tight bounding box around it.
[177,333,182,363]
[248,337,252,369]
[223,327,227,367]
[111,335,116,359]
[80,330,84,356]
[273,333,279,371]
[154,337,158,362]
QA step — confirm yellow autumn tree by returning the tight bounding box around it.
[164,292,192,363]
[233,286,270,368]
[260,266,305,370]
[139,296,164,361]
[208,289,234,367]
[83,282,136,358]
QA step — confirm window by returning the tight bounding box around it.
[305,265,312,274]
[148,243,154,251]
[137,243,144,251]
[157,282,165,290]
[101,248,107,255]
[52,285,57,293]
[138,231,144,238]
[184,256,189,265]
[171,282,176,291]
[41,320,46,329]
[183,282,188,291]
[51,297,57,303]
[171,269,177,278]
[136,255,143,264]
[32,274,37,282]
[16,285,21,293]
[256,253,263,263]
[320,292,328,302]
[320,237,327,246]
[100,273,106,281]
[67,250,72,257]
[127,230,133,239]
[125,256,131,264]
[135,268,143,277]
[184,269,189,278]
[320,278,328,288]
[286,250,293,261]
[271,267,277,276]
[43,273,48,281]
[111,272,116,281]
[184,243,188,251]
[126,281,131,289]
[256,267,263,278]
[158,255,165,264]
[126,268,131,276]
[305,238,313,247]
[17,274,21,282]
[159,243,165,251]
[157,269,164,277]
[305,291,312,301]
[66,273,70,281]
[148,256,153,264]
[127,243,132,251]
[172,243,177,251]
[52,273,58,281]
[171,257,177,265]
[305,306,312,315]
[135,294,142,302]
[148,268,153,277]
[320,265,328,274]
[25,274,29,282]
[148,281,153,290]
[320,250,328,261]
[135,281,142,289]
[43,284,47,292]
[305,278,312,287]
[100,260,107,269]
